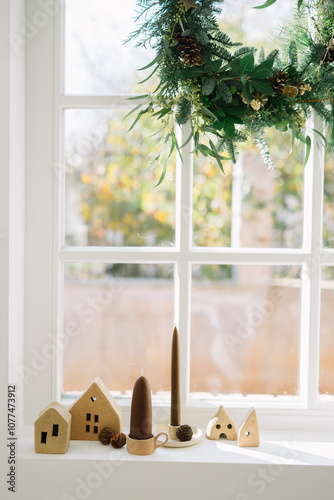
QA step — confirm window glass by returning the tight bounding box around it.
[319,266,334,396]
[64,109,176,247]
[323,154,334,248]
[63,263,174,394]
[190,264,301,397]
[65,0,155,94]
[193,135,304,248]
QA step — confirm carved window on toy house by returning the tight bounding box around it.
[57,0,334,407]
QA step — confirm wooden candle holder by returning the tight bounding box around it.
[153,423,203,448]
[168,424,179,440]
[126,432,169,456]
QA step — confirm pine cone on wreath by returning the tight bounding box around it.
[176,34,201,66]
[322,45,334,64]
[269,71,289,95]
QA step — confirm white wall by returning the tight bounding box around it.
[0,0,25,498]
[0,1,11,494]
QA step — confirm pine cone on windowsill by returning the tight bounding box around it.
[110,432,127,449]
[176,424,193,442]
[98,427,115,445]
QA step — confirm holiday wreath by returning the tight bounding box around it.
[126,0,334,183]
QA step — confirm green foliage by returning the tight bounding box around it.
[217,82,233,104]
[288,41,298,68]
[125,0,334,178]
[176,95,192,125]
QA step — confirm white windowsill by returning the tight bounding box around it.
[16,427,334,500]
[19,427,334,466]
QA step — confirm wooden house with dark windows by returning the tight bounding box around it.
[69,377,123,440]
[34,402,71,454]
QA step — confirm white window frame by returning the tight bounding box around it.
[23,0,334,428]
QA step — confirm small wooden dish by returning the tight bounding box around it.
[153,423,203,448]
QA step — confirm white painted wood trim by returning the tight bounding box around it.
[59,246,311,264]
[175,121,193,406]
[305,113,325,407]
[24,0,55,423]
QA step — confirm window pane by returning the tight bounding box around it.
[319,267,334,396]
[63,263,174,394]
[220,1,292,51]
[190,265,301,397]
[193,0,303,249]
[193,133,304,249]
[65,0,155,94]
[65,109,175,247]
[323,154,334,248]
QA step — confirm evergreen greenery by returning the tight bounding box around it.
[125,0,334,181]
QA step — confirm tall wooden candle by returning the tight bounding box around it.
[129,375,153,440]
[170,326,181,426]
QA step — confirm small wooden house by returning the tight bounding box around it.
[34,402,71,454]
[69,377,123,441]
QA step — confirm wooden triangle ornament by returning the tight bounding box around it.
[237,407,260,447]
[206,405,237,441]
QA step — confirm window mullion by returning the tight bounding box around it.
[174,122,193,406]
[300,113,325,408]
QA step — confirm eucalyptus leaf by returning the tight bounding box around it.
[127,108,149,132]
[137,53,162,71]
[123,103,144,121]
[290,120,296,151]
[200,106,218,121]
[181,127,195,149]
[304,135,312,167]
[253,0,277,9]
[138,65,158,84]
[152,107,171,118]
[312,128,327,148]
[127,94,149,101]
[155,159,168,187]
